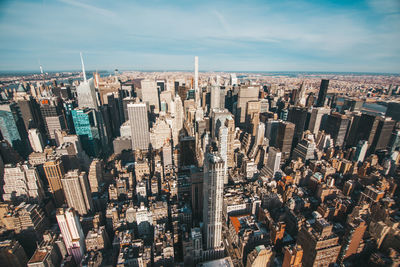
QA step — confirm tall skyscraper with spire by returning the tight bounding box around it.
[76,53,98,110]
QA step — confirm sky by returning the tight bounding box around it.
[0,0,399,73]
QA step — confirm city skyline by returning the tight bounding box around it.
[0,0,399,73]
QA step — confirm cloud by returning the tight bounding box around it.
[58,0,115,17]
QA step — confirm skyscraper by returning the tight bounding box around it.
[263,147,282,178]
[61,169,93,216]
[308,107,330,135]
[141,79,160,113]
[76,53,98,110]
[71,108,100,156]
[56,207,86,264]
[0,102,29,157]
[28,128,45,153]
[287,106,308,147]
[370,117,396,153]
[354,140,368,163]
[127,102,150,150]
[276,121,295,161]
[323,113,350,148]
[43,158,66,207]
[218,125,228,184]
[210,85,221,110]
[194,56,200,107]
[316,79,329,107]
[203,152,225,253]
[236,85,259,126]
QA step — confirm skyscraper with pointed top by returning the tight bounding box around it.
[76,53,98,110]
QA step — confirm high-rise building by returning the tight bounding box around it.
[282,245,303,267]
[385,102,400,121]
[287,107,308,147]
[88,159,103,193]
[262,147,281,178]
[56,208,85,264]
[210,85,221,110]
[246,245,274,267]
[76,53,98,110]
[276,121,295,161]
[347,113,379,148]
[0,102,30,157]
[354,140,368,163]
[3,163,44,204]
[194,56,199,106]
[141,79,160,113]
[236,85,259,126]
[308,107,330,135]
[203,152,225,251]
[43,158,66,207]
[127,102,150,151]
[246,100,261,135]
[39,98,68,141]
[71,108,101,157]
[370,117,396,152]
[323,113,350,147]
[28,128,45,153]
[61,170,93,216]
[296,218,341,267]
[218,125,228,184]
[0,239,28,267]
[316,79,329,107]
[338,218,367,262]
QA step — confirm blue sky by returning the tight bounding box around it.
[0,0,399,72]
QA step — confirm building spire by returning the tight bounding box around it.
[80,52,87,82]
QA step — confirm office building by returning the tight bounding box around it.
[276,121,295,161]
[61,170,93,216]
[0,102,30,157]
[76,53,98,110]
[338,218,367,262]
[287,106,308,147]
[141,79,159,113]
[246,245,274,267]
[0,239,28,267]
[385,102,400,121]
[28,128,45,153]
[370,117,396,152]
[316,79,329,107]
[296,218,341,267]
[354,140,368,163]
[3,163,44,204]
[262,147,281,178]
[127,102,150,151]
[56,208,85,264]
[324,113,350,147]
[282,245,303,267]
[43,158,66,207]
[88,159,103,193]
[39,98,67,141]
[308,107,330,135]
[71,108,101,157]
[203,152,225,251]
[236,85,259,126]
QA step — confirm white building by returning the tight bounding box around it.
[28,128,45,153]
[141,79,159,113]
[203,152,225,251]
[127,103,150,151]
